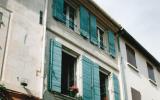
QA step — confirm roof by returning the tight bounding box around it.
[120,29,160,70]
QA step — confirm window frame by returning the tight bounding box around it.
[97,26,105,50]
[0,12,3,28]
[63,2,76,30]
[61,48,78,96]
[147,62,156,83]
[126,44,137,68]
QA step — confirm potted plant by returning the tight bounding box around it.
[69,85,79,97]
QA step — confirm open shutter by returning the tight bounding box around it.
[112,74,120,100]
[48,39,62,93]
[82,56,92,100]
[90,14,98,45]
[52,0,65,22]
[80,6,90,39]
[92,63,100,100]
[108,31,116,57]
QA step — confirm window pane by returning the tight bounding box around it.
[147,63,155,81]
[97,27,104,49]
[131,88,141,100]
[126,44,137,67]
[69,6,74,30]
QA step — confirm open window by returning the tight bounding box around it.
[97,27,104,50]
[63,2,76,30]
[100,71,109,100]
[61,50,77,96]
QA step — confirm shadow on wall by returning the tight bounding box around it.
[15,0,44,13]
[0,0,8,7]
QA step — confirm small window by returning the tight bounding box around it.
[147,63,156,82]
[0,12,3,28]
[97,27,104,49]
[100,71,109,100]
[61,51,77,96]
[39,11,43,25]
[131,88,141,100]
[63,2,75,30]
[126,44,137,67]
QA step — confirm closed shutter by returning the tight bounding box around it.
[48,39,62,93]
[92,63,100,100]
[108,31,116,57]
[112,74,120,100]
[82,56,100,100]
[80,6,90,39]
[82,56,92,100]
[52,0,65,22]
[90,14,98,45]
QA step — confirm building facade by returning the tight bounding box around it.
[43,0,121,100]
[119,29,160,100]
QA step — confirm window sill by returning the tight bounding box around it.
[53,92,77,100]
[127,63,139,72]
[149,79,157,86]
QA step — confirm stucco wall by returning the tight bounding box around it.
[0,0,46,98]
[120,38,160,100]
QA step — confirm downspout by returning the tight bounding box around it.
[41,0,48,98]
[117,29,128,100]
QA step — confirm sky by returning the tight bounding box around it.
[94,0,160,62]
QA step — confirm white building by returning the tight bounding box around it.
[119,29,160,100]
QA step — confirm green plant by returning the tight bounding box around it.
[0,85,8,100]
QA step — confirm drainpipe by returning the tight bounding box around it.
[40,0,48,98]
[117,29,128,100]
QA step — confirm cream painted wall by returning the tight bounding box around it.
[0,0,46,98]
[120,38,160,100]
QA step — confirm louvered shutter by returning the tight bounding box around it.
[82,56,92,100]
[108,31,116,57]
[92,63,100,100]
[113,74,120,100]
[52,0,65,22]
[80,6,90,39]
[90,14,98,45]
[48,39,62,93]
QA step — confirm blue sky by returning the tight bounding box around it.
[94,0,160,62]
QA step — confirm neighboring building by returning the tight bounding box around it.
[0,0,47,99]
[43,0,121,100]
[119,29,160,100]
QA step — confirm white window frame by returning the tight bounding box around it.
[97,26,105,49]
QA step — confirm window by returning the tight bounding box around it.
[63,2,75,30]
[39,11,43,25]
[0,12,3,28]
[147,63,155,82]
[61,51,77,96]
[131,88,141,100]
[126,44,137,67]
[97,27,104,49]
[100,71,109,100]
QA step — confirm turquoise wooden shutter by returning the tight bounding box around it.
[52,0,65,22]
[113,74,120,100]
[48,39,62,93]
[92,63,100,100]
[90,14,98,45]
[80,6,90,39]
[108,31,116,57]
[82,56,92,100]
